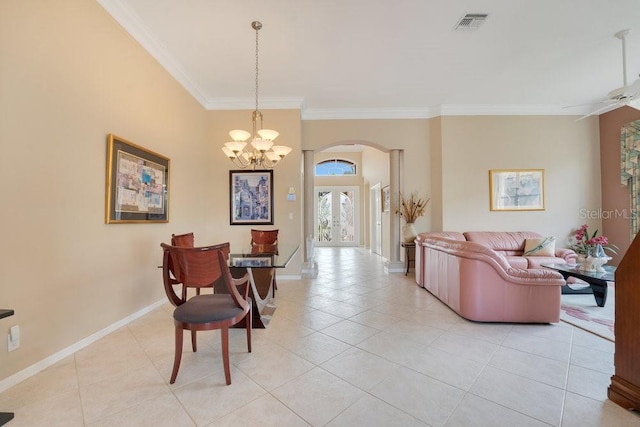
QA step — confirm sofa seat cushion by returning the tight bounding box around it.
[505,256,528,269]
[525,256,567,269]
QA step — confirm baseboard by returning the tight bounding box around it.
[0,299,166,394]
[609,375,640,410]
[384,260,405,274]
[276,274,302,280]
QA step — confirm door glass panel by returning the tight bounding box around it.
[340,191,355,242]
[317,191,332,242]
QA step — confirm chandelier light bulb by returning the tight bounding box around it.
[229,129,251,142]
[257,129,279,141]
[222,147,237,158]
[251,138,274,152]
[225,141,247,153]
[271,145,292,158]
[265,151,280,162]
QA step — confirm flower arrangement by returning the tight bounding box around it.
[396,192,429,223]
[570,224,618,257]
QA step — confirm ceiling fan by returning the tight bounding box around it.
[576,29,640,119]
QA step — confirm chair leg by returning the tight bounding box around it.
[246,306,252,353]
[221,326,231,385]
[191,330,197,352]
[170,324,184,384]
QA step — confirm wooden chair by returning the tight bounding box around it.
[167,233,198,299]
[171,232,194,247]
[250,229,278,246]
[250,229,279,296]
[161,242,252,385]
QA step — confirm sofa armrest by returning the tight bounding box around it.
[555,248,578,264]
[506,267,565,283]
[422,236,565,285]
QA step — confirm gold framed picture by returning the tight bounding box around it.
[105,134,170,223]
[489,169,545,211]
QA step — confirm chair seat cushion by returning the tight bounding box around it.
[174,294,244,324]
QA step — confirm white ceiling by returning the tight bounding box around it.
[98,0,640,119]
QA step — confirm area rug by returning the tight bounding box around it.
[560,284,615,342]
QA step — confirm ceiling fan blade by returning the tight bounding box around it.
[563,99,613,109]
[576,101,623,121]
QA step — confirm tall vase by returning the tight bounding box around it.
[402,223,417,243]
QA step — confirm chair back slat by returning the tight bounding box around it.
[160,242,247,310]
[250,229,278,245]
[171,232,194,247]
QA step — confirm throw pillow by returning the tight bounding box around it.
[523,237,556,256]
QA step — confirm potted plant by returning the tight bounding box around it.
[396,192,429,243]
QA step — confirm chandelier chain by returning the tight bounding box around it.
[222,21,291,170]
[255,24,259,113]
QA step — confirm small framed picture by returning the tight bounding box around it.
[382,185,390,212]
[230,170,274,225]
[105,134,170,223]
[489,169,545,211]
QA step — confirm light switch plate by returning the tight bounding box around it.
[8,325,19,351]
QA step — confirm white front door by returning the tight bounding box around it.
[315,186,359,247]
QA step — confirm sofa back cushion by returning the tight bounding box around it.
[463,231,542,255]
[416,231,466,244]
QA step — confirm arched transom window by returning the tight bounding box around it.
[315,159,357,176]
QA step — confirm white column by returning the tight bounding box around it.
[386,149,404,273]
[302,150,317,276]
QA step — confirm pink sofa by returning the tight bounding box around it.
[415,231,572,323]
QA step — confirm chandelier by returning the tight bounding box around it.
[222,21,292,169]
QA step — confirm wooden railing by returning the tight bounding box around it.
[608,232,640,410]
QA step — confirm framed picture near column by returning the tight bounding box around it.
[105,134,170,223]
[230,170,274,225]
[489,169,545,211]
[382,185,390,212]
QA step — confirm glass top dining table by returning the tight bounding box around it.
[228,244,299,269]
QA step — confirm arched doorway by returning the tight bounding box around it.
[306,142,391,255]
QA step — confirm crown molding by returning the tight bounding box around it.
[204,97,305,110]
[301,108,436,120]
[438,104,594,116]
[96,0,209,106]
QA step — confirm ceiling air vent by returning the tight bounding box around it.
[454,13,488,30]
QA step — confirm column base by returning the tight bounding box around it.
[384,260,405,274]
[302,261,318,278]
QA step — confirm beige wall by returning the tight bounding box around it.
[429,117,444,231]
[0,0,211,380]
[440,116,601,246]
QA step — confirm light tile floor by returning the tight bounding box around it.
[1,247,639,426]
